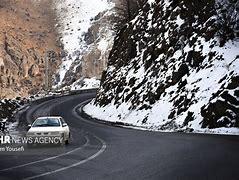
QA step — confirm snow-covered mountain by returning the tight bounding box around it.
[85,0,239,134]
[53,0,117,90]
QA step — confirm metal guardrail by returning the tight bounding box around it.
[68,88,98,95]
[32,88,98,104]
[0,88,99,132]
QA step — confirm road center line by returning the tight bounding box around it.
[0,136,89,172]
[22,102,107,180]
[23,135,106,180]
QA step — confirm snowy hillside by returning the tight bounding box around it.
[53,0,116,89]
[84,0,239,134]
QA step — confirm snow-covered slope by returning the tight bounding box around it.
[53,0,116,89]
[70,77,100,90]
[85,0,239,134]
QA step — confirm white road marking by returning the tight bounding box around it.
[0,136,89,172]
[23,135,106,180]
[1,99,107,180]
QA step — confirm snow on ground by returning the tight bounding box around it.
[84,38,239,135]
[70,77,100,90]
[54,0,114,84]
[83,0,239,135]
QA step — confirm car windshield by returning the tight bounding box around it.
[32,118,60,127]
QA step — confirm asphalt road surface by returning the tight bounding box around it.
[0,92,239,180]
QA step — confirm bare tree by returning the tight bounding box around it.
[215,0,239,45]
[114,0,147,30]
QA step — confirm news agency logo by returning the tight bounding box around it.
[0,135,64,145]
[0,136,11,144]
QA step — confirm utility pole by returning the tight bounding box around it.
[0,63,4,99]
[45,53,49,93]
[0,76,3,99]
[45,50,57,93]
[45,53,48,92]
[45,51,52,93]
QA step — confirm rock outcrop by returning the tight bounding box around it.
[86,0,239,132]
[53,0,120,89]
[0,0,61,99]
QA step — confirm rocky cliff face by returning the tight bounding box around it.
[53,0,119,89]
[85,0,239,132]
[0,0,61,99]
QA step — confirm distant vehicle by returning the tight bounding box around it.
[26,116,70,145]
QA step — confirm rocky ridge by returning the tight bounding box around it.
[0,0,61,99]
[85,0,239,132]
[53,0,122,90]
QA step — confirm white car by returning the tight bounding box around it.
[26,116,70,145]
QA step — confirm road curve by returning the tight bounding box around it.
[0,92,239,180]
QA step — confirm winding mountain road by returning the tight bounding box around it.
[0,92,239,180]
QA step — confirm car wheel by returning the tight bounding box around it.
[65,132,70,145]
